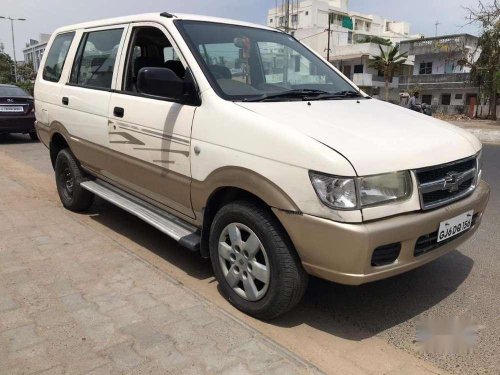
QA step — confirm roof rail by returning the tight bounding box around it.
[160,12,176,19]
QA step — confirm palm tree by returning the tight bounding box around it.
[369,44,408,101]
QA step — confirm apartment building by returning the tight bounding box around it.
[267,0,419,98]
[399,34,481,114]
[23,33,50,72]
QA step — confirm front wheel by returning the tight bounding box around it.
[209,201,308,320]
[55,149,94,212]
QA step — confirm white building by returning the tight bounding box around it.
[267,0,420,99]
[23,33,51,72]
[399,34,481,114]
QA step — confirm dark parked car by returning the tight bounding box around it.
[0,84,37,140]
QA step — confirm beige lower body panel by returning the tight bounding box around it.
[274,181,490,285]
[35,121,195,221]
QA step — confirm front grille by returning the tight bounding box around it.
[414,213,479,256]
[371,243,401,266]
[415,156,478,210]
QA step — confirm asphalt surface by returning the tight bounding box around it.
[1,133,499,374]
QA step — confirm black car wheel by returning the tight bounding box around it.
[55,149,94,212]
[209,201,308,320]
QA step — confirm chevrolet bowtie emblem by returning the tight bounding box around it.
[443,171,460,192]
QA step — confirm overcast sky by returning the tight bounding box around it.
[0,0,481,61]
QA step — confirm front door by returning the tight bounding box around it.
[107,23,196,218]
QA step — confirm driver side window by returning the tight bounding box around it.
[123,26,186,94]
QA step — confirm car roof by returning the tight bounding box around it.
[0,84,19,88]
[54,12,279,34]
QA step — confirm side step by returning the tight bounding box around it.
[80,180,200,252]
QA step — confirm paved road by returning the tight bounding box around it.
[1,133,498,374]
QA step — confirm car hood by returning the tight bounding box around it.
[236,99,481,176]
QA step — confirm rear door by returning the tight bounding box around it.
[58,25,128,176]
[107,22,196,218]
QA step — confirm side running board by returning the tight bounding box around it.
[80,180,200,252]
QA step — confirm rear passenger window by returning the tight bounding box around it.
[42,32,75,82]
[70,28,123,89]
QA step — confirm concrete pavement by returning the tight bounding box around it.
[450,120,500,144]
[2,134,499,374]
[0,139,322,375]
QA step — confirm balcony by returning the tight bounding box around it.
[353,73,399,88]
[399,73,473,88]
[400,34,477,56]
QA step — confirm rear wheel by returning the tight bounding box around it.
[209,201,308,320]
[55,149,94,212]
[29,131,39,141]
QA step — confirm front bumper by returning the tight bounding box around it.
[0,114,36,133]
[274,181,490,285]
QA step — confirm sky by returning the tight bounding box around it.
[0,0,482,62]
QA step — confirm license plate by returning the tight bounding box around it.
[0,106,24,113]
[437,210,474,243]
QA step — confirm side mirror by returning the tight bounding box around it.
[137,67,183,99]
[137,67,200,105]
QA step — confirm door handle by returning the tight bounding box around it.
[62,97,69,105]
[113,107,124,118]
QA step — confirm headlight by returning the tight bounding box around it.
[309,171,412,210]
[309,173,357,209]
[359,172,412,207]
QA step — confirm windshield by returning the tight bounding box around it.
[176,21,357,101]
[0,86,29,97]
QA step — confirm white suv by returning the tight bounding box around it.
[34,13,490,319]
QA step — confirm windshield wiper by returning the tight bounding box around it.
[242,89,330,102]
[304,90,364,101]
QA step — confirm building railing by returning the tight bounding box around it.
[399,73,470,85]
[400,35,475,55]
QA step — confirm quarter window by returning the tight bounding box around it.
[70,28,123,89]
[42,32,75,82]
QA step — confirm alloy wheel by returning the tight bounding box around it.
[218,223,270,301]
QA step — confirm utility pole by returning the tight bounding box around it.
[434,20,441,37]
[0,16,26,82]
[326,13,332,62]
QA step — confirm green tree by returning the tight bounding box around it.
[16,63,35,95]
[0,52,14,84]
[462,0,500,120]
[369,44,408,101]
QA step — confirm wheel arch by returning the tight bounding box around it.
[197,173,300,258]
[49,132,70,169]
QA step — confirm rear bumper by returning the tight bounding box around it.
[0,114,36,133]
[274,181,490,285]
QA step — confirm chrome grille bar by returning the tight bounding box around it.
[415,155,479,210]
[420,168,476,194]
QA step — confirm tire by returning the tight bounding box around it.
[29,131,39,141]
[54,148,94,212]
[209,201,308,320]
